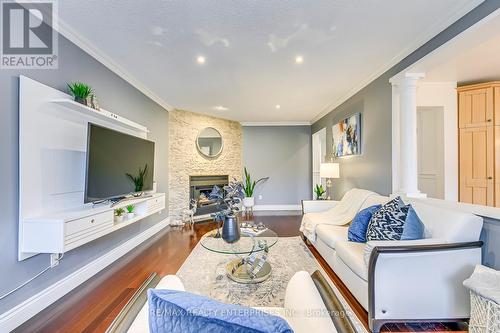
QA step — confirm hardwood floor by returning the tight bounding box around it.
[16,214,467,333]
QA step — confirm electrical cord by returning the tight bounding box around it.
[0,253,63,301]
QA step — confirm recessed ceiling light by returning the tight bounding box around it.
[196,55,206,64]
[212,105,229,111]
[275,104,281,109]
[295,55,304,64]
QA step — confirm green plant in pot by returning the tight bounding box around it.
[242,167,268,209]
[126,204,135,219]
[126,164,148,195]
[314,184,326,200]
[114,207,125,223]
[67,82,93,106]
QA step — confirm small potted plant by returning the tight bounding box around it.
[126,204,135,219]
[314,184,326,200]
[242,167,268,209]
[114,208,125,222]
[126,164,148,195]
[67,82,94,106]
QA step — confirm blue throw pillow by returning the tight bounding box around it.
[401,205,424,240]
[148,289,293,333]
[348,205,382,242]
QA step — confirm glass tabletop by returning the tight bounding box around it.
[200,228,278,255]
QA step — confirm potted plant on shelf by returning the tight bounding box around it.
[126,164,148,195]
[314,184,326,200]
[126,204,135,219]
[67,82,94,106]
[210,179,244,243]
[242,167,268,209]
[114,208,125,222]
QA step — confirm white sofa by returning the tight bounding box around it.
[124,271,338,333]
[302,189,484,333]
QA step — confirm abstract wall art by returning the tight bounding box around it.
[332,113,361,157]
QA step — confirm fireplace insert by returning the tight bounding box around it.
[189,175,229,216]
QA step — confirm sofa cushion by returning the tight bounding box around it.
[316,225,349,249]
[348,204,382,243]
[362,238,447,268]
[335,241,368,281]
[366,197,407,241]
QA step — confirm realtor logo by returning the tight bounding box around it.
[1,0,58,69]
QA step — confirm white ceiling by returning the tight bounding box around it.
[408,9,500,84]
[58,0,483,123]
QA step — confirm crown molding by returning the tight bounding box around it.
[52,16,175,112]
[310,0,485,124]
[240,121,311,126]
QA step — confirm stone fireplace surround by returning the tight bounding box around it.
[169,110,242,224]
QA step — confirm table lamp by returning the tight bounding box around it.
[320,163,340,200]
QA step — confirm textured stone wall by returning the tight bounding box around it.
[169,110,242,223]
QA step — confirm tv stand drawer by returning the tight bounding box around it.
[147,196,165,213]
[20,193,165,257]
[65,211,114,238]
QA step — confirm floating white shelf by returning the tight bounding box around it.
[51,98,149,133]
[21,193,166,255]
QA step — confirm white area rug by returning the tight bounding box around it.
[176,236,368,333]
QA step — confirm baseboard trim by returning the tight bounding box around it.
[0,217,170,332]
[253,205,302,211]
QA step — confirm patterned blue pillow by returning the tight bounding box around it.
[366,197,408,241]
[348,205,382,243]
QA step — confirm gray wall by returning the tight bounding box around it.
[243,126,311,206]
[312,0,500,200]
[312,0,500,268]
[0,35,169,313]
[312,85,392,200]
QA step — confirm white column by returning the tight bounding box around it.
[393,73,426,198]
[391,81,400,193]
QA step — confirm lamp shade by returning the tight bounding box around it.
[320,163,340,178]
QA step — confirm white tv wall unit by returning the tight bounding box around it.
[18,76,165,261]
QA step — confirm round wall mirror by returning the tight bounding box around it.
[196,127,223,157]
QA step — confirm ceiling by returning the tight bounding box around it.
[408,8,500,85]
[58,0,483,123]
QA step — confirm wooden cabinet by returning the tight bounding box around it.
[459,127,494,206]
[458,82,500,206]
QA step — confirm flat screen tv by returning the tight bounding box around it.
[85,123,155,203]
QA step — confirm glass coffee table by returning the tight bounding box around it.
[200,228,278,284]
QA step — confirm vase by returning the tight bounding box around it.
[221,215,240,243]
[243,196,255,208]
